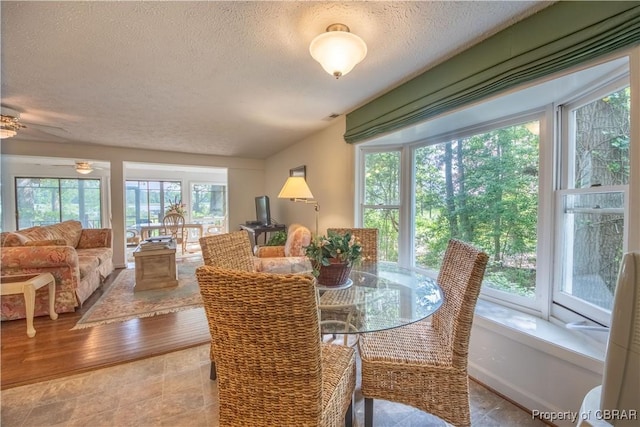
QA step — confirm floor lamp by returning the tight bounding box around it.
[278,176,319,236]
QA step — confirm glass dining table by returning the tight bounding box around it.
[315,262,444,336]
[208,262,444,380]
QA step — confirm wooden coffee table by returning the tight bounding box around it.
[1,272,58,337]
[133,241,179,291]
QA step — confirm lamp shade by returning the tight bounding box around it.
[309,24,367,79]
[278,177,314,199]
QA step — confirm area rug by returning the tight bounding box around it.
[72,261,203,330]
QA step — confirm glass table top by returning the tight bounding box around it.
[316,262,443,334]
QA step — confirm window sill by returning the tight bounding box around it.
[474,299,605,373]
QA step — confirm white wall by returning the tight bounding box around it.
[469,314,603,426]
[1,139,264,267]
[264,116,356,235]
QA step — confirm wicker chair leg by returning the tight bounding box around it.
[210,361,217,380]
[364,398,373,427]
[345,397,353,427]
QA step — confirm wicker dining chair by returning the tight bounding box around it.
[358,239,489,427]
[320,228,379,345]
[198,230,256,380]
[327,228,378,265]
[196,265,357,427]
[198,230,255,272]
[162,212,186,253]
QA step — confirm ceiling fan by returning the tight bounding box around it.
[0,107,25,139]
[32,159,106,175]
[67,160,106,174]
[1,105,68,139]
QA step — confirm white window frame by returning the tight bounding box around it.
[552,75,631,326]
[355,50,638,328]
[358,147,405,265]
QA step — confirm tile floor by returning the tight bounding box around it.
[1,343,547,427]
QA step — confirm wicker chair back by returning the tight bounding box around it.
[358,238,488,427]
[198,230,255,272]
[327,228,378,264]
[196,265,356,426]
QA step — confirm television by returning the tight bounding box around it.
[255,195,271,226]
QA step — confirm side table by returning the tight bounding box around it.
[239,223,286,247]
[1,273,58,337]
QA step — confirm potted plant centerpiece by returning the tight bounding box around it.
[166,197,186,216]
[305,231,362,287]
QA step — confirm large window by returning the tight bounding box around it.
[357,55,635,327]
[15,177,102,229]
[125,180,181,226]
[413,121,539,303]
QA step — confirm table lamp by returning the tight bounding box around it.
[278,176,319,236]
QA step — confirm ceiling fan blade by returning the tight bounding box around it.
[24,121,68,133]
[1,104,69,139]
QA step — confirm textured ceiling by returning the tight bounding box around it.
[1,1,552,159]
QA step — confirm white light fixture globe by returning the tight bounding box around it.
[75,161,93,174]
[309,23,367,79]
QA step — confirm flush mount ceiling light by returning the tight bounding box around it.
[0,107,26,139]
[75,161,93,174]
[309,23,367,79]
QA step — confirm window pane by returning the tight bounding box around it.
[16,177,101,229]
[560,191,624,311]
[163,182,182,215]
[364,151,400,205]
[364,207,399,262]
[363,151,400,263]
[573,87,630,188]
[61,179,80,222]
[78,180,102,228]
[191,184,226,220]
[413,122,539,299]
[125,180,181,226]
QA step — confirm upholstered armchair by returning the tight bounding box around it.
[254,223,312,274]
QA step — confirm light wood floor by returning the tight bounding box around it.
[1,267,211,390]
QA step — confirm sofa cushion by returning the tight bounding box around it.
[45,220,83,248]
[0,232,30,247]
[254,256,311,274]
[21,226,56,242]
[76,247,113,266]
[78,256,100,279]
[284,224,311,257]
[255,246,286,258]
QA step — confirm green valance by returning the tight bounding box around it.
[345,1,640,144]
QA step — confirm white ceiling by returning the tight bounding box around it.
[1,1,553,160]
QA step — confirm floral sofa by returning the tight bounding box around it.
[1,220,113,320]
[254,223,312,273]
